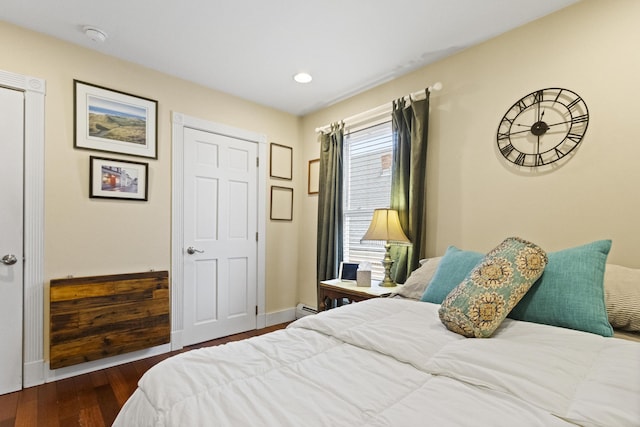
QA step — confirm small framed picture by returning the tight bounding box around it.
[90,156,148,201]
[74,80,158,159]
[270,186,293,221]
[269,143,292,180]
[308,158,320,194]
[338,262,359,281]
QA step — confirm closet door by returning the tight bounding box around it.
[0,86,24,394]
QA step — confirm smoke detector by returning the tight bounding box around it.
[83,26,108,43]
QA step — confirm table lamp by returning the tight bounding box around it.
[360,208,411,287]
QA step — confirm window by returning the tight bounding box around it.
[343,120,393,280]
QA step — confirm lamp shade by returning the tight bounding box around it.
[361,209,410,244]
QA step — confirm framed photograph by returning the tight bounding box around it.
[338,262,359,281]
[308,158,320,194]
[90,156,148,201]
[270,143,292,180]
[75,80,158,159]
[270,186,293,221]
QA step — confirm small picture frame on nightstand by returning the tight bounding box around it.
[338,262,359,281]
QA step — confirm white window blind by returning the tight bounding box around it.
[343,120,393,280]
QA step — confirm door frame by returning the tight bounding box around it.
[0,69,46,388]
[171,112,267,350]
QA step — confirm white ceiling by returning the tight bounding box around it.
[1,0,579,115]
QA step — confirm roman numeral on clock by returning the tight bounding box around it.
[516,99,528,112]
[552,88,564,105]
[497,132,510,141]
[566,133,583,143]
[567,97,583,110]
[500,143,515,157]
[532,90,544,104]
[572,114,589,124]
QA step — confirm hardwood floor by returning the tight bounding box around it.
[0,323,289,427]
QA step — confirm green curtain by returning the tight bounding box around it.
[390,93,430,283]
[316,123,344,301]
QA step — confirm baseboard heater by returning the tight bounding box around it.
[295,303,318,319]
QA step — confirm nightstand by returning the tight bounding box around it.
[318,279,400,311]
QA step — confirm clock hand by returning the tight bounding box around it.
[504,128,532,136]
[515,109,545,128]
[545,119,574,127]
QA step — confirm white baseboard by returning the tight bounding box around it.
[171,330,183,351]
[257,312,266,329]
[265,307,296,326]
[23,359,45,388]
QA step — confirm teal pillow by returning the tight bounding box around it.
[421,246,483,304]
[438,237,548,338]
[508,240,614,337]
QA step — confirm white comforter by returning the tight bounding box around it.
[114,298,640,427]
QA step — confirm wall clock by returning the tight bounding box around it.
[496,87,589,167]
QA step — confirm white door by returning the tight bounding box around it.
[182,127,258,346]
[0,87,24,394]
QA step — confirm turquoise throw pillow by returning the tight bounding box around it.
[508,240,614,337]
[438,237,548,338]
[421,246,483,304]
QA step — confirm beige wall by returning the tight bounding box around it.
[3,0,639,339]
[0,21,302,328]
[298,0,640,307]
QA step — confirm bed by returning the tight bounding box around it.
[114,239,640,426]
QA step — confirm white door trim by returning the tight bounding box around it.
[171,112,267,350]
[0,69,46,387]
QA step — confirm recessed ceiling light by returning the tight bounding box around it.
[293,72,312,84]
[83,26,108,43]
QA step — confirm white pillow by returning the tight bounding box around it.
[604,264,640,332]
[396,257,442,300]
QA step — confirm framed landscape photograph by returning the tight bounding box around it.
[90,156,148,201]
[75,80,158,159]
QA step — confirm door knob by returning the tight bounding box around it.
[186,246,204,255]
[1,254,18,265]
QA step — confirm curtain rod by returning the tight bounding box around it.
[314,82,443,133]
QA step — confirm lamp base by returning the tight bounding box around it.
[380,242,397,287]
[379,276,397,287]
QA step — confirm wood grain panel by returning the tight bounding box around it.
[50,271,170,370]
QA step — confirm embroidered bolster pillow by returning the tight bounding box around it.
[438,237,548,338]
